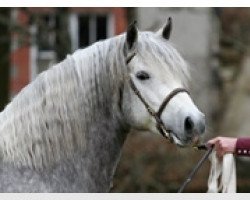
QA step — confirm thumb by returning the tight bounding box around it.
[207,137,220,146]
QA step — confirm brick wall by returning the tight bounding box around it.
[9,8,127,97]
[10,9,30,98]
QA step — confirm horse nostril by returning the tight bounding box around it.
[184,116,194,132]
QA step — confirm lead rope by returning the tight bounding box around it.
[178,145,214,193]
[178,144,237,193]
[207,150,236,193]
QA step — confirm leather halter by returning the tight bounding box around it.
[126,55,190,142]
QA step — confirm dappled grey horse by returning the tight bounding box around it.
[0,19,205,192]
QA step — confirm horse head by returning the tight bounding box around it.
[122,18,205,147]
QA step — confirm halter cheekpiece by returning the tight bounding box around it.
[126,54,190,142]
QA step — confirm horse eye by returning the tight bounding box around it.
[136,71,150,80]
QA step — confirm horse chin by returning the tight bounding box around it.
[170,132,200,148]
[171,134,187,147]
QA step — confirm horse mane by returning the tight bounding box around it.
[0,31,189,170]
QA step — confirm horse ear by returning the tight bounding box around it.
[125,20,138,56]
[159,17,172,40]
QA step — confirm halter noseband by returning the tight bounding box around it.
[126,54,190,142]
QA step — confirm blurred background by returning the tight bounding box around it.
[0,7,250,192]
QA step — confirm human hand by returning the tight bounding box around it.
[207,137,237,158]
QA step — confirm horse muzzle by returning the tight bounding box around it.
[180,113,206,146]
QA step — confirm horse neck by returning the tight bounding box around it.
[79,71,130,191]
[81,112,129,191]
[0,36,130,191]
[72,37,130,191]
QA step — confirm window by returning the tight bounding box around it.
[37,15,56,51]
[30,14,57,79]
[69,13,114,51]
[78,15,90,48]
[36,14,56,74]
[78,15,108,48]
[30,12,114,80]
